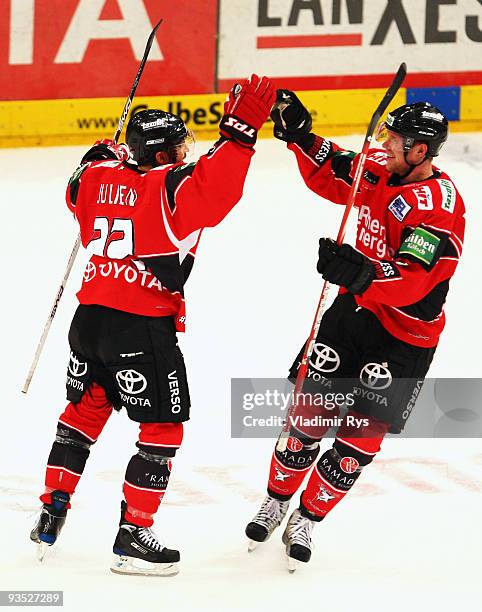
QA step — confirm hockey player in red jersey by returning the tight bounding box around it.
[245,94,465,571]
[30,74,275,575]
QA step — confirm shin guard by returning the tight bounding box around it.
[123,451,172,527]
[41,384,113,503]
[123,422,183,527]
[268,436,320,500]
[41,424,93,505]
[300,412,389,520]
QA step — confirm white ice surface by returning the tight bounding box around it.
[1,135,481,611]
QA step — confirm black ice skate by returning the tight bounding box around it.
[111,502,180,576]
[30,490,70,561]
[282,508,316,573]
[245,494,290,551]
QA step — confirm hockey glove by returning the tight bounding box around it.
[270,89,313,144]
[317,238,375,295]
[219,74,275,147]
[80,139,131,165]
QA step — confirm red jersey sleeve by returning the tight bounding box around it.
[167,139,254,240]
[65,163,90,216]
[287,136,359,205]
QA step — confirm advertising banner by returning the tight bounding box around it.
[0,0,218,100]
[0,0,480,146]
[218,0,482,91]
[0,93,227,147]
[2,86,481,148]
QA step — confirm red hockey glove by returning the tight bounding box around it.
[219,74,275,147]
[80,139,131,165]
[317,238,375,295]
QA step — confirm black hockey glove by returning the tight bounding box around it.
[80,139,131,165]
[270,89,313,144]
[317,238,375,295]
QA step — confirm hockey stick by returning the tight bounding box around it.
[22,19,163,394]
[276,63,407,452]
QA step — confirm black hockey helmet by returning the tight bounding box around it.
[126,109,189,166]
[384,102,448,157]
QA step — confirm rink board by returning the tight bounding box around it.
[1,85,481,148]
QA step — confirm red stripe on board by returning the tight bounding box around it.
[257,34,362,48]
[218,71,482,92]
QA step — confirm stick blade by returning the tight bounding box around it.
[149,18,163,42]
[367,62,408,134]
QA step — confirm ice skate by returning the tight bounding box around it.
[30,490,70,561]
[110,502,180,576]
[282,508,316,572]
[245,494,290,551]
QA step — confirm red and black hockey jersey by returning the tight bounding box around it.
[288,136,465,348]
[66,140,254,330]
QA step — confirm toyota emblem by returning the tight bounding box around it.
[360,362,392,390]
[309,343,340,373]
[116,369,147,395]
[68,351,88,378]
[83,261,96,283]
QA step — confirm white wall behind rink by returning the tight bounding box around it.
[218,0,482,80]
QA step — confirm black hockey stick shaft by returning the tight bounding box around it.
[334,62,406,246]
[276,63,407,452]
[22,19,163,395]
[114,19,163,143]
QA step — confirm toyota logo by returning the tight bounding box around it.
[116,369,147,395]
[68,351,88,378]
[360,362,392,390]
[83,261,96,283]
[309,343,340,373]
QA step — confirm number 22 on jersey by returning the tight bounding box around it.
[88,217,134,259]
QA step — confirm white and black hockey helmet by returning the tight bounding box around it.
[383,102,448,158]
[126,109,192,166]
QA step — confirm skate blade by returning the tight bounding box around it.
[36,541,48,562]
[248,540,260,552]
[110,555,179,577]
[287,555,298,573]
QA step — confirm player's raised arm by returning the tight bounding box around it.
[270,89,358,205]
[167,74,275,239]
